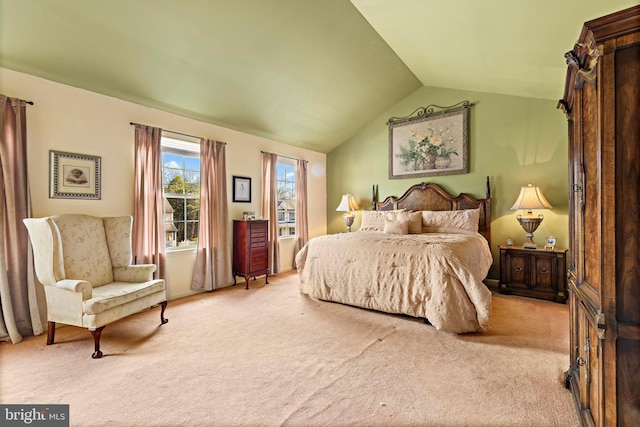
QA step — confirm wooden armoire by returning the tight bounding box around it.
[558,5,640,427]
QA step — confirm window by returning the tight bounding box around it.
[162,137,200,249]
[276,160,296,237]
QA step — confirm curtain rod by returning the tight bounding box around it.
[129,122,225,143]
[1,96,33,105]
[261,150,308,163]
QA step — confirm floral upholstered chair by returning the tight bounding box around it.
[23,214,168,358]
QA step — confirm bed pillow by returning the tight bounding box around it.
[360,209,405,232]
[384,217,409,235]
[421,208,480,234]
[395,210,422,234]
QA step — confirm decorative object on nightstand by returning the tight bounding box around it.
[336,194,360,232]
[510,184,552,248]
[545,236,556,250]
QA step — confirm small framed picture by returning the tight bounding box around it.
[50,151,101,199]
[545,236,556,250]
[232,176,251,203]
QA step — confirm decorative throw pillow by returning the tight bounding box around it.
[360,209,405,232]
[396,210,422,234]
[384,218,409,235]
[421,208,480,234]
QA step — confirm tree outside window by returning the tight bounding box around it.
[162,139,200,248]
[277,162,296,237]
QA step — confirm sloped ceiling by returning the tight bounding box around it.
[0,0,636,153]
[352,0,639,100]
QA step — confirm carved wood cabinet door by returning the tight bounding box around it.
[570,293,603,426]
[561,5,640,427]
[566,46,605,427]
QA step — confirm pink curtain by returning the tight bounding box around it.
[191,139,232,291]
[133,124,166,281]
[0,95,43,343]
[293,159,308,265]
[261,152,280,275]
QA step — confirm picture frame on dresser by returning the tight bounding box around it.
[232,176,251,203]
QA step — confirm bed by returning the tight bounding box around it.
[295,178,493,333]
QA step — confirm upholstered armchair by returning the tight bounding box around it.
[23,214,168,358]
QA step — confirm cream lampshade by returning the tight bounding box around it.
[336,194,360,232]
[510,184,552,249]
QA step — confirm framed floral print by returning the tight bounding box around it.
[388,101,472,179]
[49,151,101,199]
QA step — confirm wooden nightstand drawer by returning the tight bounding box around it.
[532,255,555,289]
[505,252,527,286]
[498,245,567,303]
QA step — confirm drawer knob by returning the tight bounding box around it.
[540,268,549,274]
[513,265,522,272]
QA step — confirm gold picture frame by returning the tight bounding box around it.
[545,236,557,250]
[388,101,471,179]
[49,151,101,199]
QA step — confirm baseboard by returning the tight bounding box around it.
[169,290,202,300]
[484,278,499,293]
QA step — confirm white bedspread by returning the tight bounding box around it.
[295,231,493,333]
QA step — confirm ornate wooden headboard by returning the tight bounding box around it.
[372,177,492,246]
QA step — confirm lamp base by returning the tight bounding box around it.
[517,214,543,251]
[343,214,355,232]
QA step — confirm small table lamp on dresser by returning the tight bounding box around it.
[510,184,552,248]
[336,194,359,232]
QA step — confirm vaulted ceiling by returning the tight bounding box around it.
[0,0,636,153]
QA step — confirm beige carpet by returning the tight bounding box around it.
[0,271,579,427]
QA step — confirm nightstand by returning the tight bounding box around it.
[498,245,568,303]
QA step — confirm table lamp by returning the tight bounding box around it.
[510,184,552,249]
[336,194,360,232]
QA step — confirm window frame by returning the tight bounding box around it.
[161,137,201,251]
[276,158,297,239]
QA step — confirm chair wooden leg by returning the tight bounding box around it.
[160,301,168,325]
[90,326,105,359]
[47,321,56,345]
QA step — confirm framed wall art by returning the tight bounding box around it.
[49,151,101,199]
[232,176,251,203]
[388,101,472,179]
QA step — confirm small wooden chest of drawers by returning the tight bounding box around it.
[232,220,269,289]
[498,245,568,303]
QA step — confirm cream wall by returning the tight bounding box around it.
[1,67,327,303]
